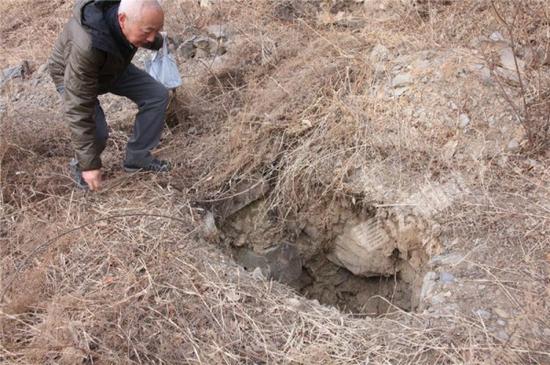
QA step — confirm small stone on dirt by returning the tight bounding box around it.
[499,47,524,72]
[496,330,509,341]
[392,73,413,88]
[430,253,464,267]
[458,113,470,128]
[370,44,389,63]
[195,48,210,59]
[506,139,520,152]
[178,40,196,59]
[474,308,491,320]
[206,24,230,40]
[489,31,504,42]
[1,65,24,85]
[440,272,455,284]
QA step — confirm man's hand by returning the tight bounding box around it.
[82,169,102,191]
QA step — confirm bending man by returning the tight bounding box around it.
[49,0,171,191]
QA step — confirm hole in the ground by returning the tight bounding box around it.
[218,198,441,316]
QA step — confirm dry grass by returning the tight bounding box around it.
[1,186,547,364]
[1,0,549,364]
[0,0,70,67]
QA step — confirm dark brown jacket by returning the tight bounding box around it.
[48,0,161,170]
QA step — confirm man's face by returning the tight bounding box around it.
[119,7,164,48]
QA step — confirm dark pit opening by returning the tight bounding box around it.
[218,199,436,316]
[231,241,426,316]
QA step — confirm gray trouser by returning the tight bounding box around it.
[94,63,169,167]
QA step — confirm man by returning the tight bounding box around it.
[48,0,171,191]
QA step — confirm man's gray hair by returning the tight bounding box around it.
[118,0,163,21]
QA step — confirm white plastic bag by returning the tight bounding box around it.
[145,33,182,89]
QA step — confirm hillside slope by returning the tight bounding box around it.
[1,0,549,364]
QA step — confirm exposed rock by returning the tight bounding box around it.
[178,40,196,59]
[1,64,24,85]
[252,267,265,280]
[370,44,390,63]
[206,24,230,40]
[419,271,437,306]
[194,36,213,50]
[473,63,492,84]
[201,210,218,240]
[496,330,509,341]
[506,139,520,152]
[499,47,525,73]
[430,252,464,267]
[195,48,210,59]
[234,243,302,285]
[213,44,227,56]
[440,272,455,284]
[392,73,413,88]
[199,0,216,7]
[458,113,470,128]
[489,31,504,42]
[494,66,520,83]
[474,308,492,320]
[327,218,396,277]
[217,177,270,218]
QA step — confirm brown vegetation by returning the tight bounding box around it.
[1,0,549,364]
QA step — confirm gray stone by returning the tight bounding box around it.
[327,218,396,277]
[194,36,212,50]
[199,0,216,7]
[440,272,455,284]
[370,44,389,63]
[499,47,524,72]
[489,31,504,42]
[496,330,509,341]
[495,66,520,83]
[1,65,23,85]
[391,73,413,88]
[213,44,227,56]
[473,63,492,84]
[458,113,470,128]
[506,139,520,152]
[419,271,438,304]
[474,308,491,320]
[430,253,464,267]
[195,48,210,59]
[206,24,230,40]
[201,210,218,239]
[234,243,302,285]
[264,243,302,284]
[252,267,265,280]
[178,40,196,59]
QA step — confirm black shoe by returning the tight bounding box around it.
[123,158,171,173]
[69,158,89,190]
